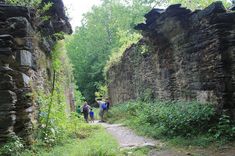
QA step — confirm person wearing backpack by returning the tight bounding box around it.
[96,99,106,122]
[105,98,111,112]
[82,101,90,123]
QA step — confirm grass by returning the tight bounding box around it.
[19,121,154,156]
[20,124,120,156]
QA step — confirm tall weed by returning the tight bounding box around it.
[107,100,234,141]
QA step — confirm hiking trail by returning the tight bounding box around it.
[94,121,235,156]
[94,121,188,156]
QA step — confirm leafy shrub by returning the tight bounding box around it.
[34,41,84,147]
[210,113,235,141]
[108,100,235,143]
[138,88,154,102]
[0,135,24,156]
[107,100,217,138]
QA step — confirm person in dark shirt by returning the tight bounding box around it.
[82,102,90,123]
[105,98,111,112]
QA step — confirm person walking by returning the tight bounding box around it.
[96,99,107,122]
[89,108,95,123]
[82,101,90,123]
[105,98,111,112]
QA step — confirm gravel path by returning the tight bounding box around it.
[98,122,158,149]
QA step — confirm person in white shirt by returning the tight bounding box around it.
[96,99,107,122]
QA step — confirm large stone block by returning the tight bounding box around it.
[0,74,12,81]
[17,50,32,67]
[0,103,15,111]
[0,4,34,21]
[14,37,33,50]
[0,47,12,56]
[0,90,16,103]
[0,114,16,129]
[0,16,35,38]
[14,72,30,88]
[0,34,13,47]
[0,81,15,90]
[0,46,15,65]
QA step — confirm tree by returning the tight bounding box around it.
[169,0,232,10]
[66,0,153,103]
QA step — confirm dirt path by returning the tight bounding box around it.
[98,122,158,149]
[94,121,235,156]
[94,121,188,156]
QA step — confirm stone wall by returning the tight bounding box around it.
[0,1,71,144]
[107,2,235,118]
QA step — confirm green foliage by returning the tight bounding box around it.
[104,30,141,74]
[168,134,215,147]
[5,0,53,24]
[108,100,235,146]
[210,112,235,141]
[108,101,207,136]
[65,0,152,103]
[139,88,154,102]
[20,125,119,156]
[95,84,108,100]
[169,0,232,10]
[35,41,84,146]
[0,135,24,156]
[5,0,42,8]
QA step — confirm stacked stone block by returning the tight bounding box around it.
[0,4,35,143]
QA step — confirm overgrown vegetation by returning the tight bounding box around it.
[0,135,25,156]
[19,124,120,156]
[107,100,235,147]
[5,0,42,7]
[65,0,154,103]
[5,0,53,24]
[34,40,82,147]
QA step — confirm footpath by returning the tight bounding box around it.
[95,121,235,156]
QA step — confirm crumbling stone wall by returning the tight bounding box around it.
[0,1,71,144]
[107,2,235,118]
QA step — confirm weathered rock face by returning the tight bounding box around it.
[0,0,71,144]
[107,2,235,118]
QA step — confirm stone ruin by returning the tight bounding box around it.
[107,2,235,119]
[0,0,71,144]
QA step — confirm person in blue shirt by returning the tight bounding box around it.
[89,108,95,123]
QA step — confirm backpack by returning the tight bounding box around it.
[83,105,89,112]
[102,103,107,110]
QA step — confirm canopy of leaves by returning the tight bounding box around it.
[65,0,153,103]
[169,0,231,10]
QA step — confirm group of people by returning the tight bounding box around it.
[77,98,110,123]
